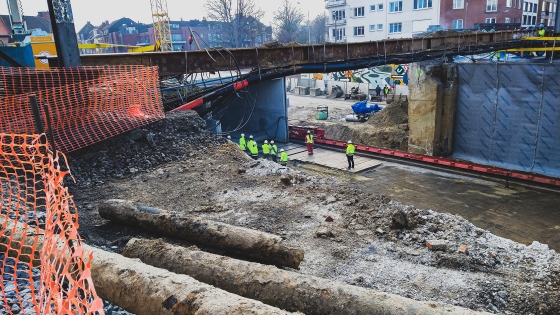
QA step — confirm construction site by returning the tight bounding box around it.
[1,1,560,315]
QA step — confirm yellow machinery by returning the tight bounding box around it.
[150,0,173,51]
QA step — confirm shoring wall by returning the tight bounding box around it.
[454,63,560,178]
[0,134,104,314]
[0,66,165,153]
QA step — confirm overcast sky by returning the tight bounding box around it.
[1,0,326,29]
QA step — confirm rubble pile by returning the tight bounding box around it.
[66,111,225,187]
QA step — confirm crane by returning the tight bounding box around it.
[6,0,29,35]
[150,0,173,51]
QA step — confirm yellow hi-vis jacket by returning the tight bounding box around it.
[262,143,271,154]
[538,29,545,37]
[248,140,258,155]
[306,134,314,144]
[280,151,288,162]
[271,144,278,155]
[239,136,246,150]
[346,144,355,155]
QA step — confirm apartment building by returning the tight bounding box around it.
[325,0,441,42]
[440,0,524,29]
[538,0,557,27]
[522,0,539,28]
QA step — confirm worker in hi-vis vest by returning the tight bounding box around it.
[262,140,271,160]
[270,141,278,163]
[239,133,247,151]
[346,140,355,170]
[248,136,258,159]
[538,24,545,37]
[305,130,314,155]
[279,149,288,166]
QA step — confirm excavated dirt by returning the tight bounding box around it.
[288,95,409,151]
[67,111,560,315]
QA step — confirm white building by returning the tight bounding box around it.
[325,0,441,42]
[522,0,539,27]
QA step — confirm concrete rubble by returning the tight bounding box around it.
[65,111,560,315]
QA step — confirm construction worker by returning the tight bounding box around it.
[305,130,314,155]
[279,149,288,166]
[262,140,271,160]
[383,86,389,100]
[270,140,278,163]
[346,140,355,170]
[239,133,247,152]
[538,24,545,37]
[248,136,259,160]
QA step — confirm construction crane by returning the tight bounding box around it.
[150,0,173,51]
[6,0,29,35]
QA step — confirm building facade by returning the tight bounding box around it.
[522,0,539,28]
[325,0,441,42]
[440,0,524,29]
[537,0,557,27]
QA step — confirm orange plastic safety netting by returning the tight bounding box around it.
[0,66,165,153]
[0,133,104,314]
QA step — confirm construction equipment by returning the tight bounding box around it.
[6,0,28,36]
[150,0,173,51]
[345,100,382,122]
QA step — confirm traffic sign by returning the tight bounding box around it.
[395,65,406,75]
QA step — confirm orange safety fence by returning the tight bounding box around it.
[0,133,104,314]
[0,66,165,153]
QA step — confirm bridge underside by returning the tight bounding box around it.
[49,32,536,77]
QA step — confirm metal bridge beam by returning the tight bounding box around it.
[48,31,532,77]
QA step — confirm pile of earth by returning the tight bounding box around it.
[316,100,409,151]
[65,111,225,188]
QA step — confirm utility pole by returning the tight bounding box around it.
[308,11,311,44]
[46,0,81,67]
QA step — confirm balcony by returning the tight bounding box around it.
[326,18,347,26]
[326,0,346,8]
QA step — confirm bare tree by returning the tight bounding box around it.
[310,13,327,44]
[273,0,305,43]
[204,0,264,47]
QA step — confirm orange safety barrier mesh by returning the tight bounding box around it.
[0,133,104,315]
[0,66,165,153]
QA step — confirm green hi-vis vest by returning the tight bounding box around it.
[239,136,246,150]
[262,143,271,154]
[306,134,314,143]
[280,152,288,162]
[346,144,355,155]
[249,140,258,155]
[271,145,278,155]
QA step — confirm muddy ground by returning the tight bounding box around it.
[67,111,560,315]
[287,94,409,151]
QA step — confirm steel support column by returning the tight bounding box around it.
[46,0,81,67]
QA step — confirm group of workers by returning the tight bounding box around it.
[229,130,357,170]
[236,134,289,166]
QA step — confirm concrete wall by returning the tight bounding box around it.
[408,62,457,157]
[220,78,288,143]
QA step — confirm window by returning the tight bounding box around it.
[378,24,383,31]
[486,0,497,11]
[171,34,183,41]
[378,4,384,10]
[532,16,536,25]
[370,24,376,31]
[370,5,376,11]
[389,22,402,33]
[354,26,365,36]
[533,5,537,12]
[453,0,464,9]
[485,17,496,23]
[524,2,529,11]
[332,10,346,20]
[390,1,403,12]
[506,0,512,7]
[332,28,346,40]
[523,15,527,24]
[414,0,432,9]
[354,6,365,17]
[505,17,511,23]
[452,19,463,29]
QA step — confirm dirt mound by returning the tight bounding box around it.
[367,99,408,128]
[65,111,225,187]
